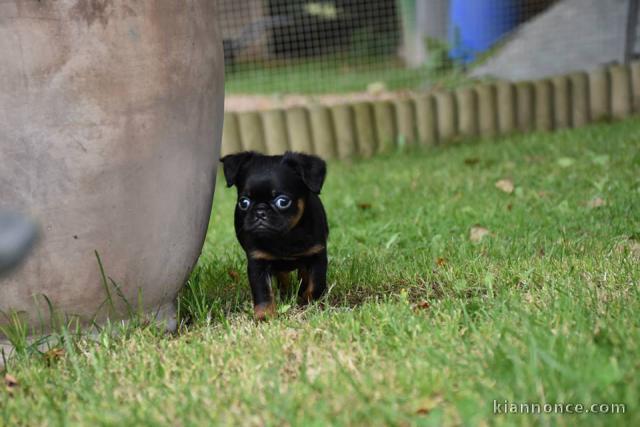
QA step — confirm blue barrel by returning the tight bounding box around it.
[448,0,520,64]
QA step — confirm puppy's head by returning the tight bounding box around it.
[220,151,326,236]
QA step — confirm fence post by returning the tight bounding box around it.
[624,0,640,63]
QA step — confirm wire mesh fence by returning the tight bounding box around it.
[218,0,633,104]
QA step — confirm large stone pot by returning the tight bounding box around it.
[0,1,224,344]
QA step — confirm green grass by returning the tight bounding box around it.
[2,119,640,426]
[225,57,470,94]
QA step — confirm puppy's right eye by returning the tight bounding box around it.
[238,197,251,211]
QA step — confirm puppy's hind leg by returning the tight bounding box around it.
[298,251,328,305]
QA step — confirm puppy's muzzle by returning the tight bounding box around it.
[254,208,267,220]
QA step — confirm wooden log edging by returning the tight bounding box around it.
[476,84,497,138]
[394,98,418,146]
[373,101,397,153]
[309,106,337,160]
[221,62,639,160]
[570,72,590,127]
[533,79,553,133]
[552,75,571,129]
[456,87,478,139]
[414,94,438,145]
[588,67,610,122]
[496,81,516,135]
[261,109,289,155]
[330,104,357,160]
[353,102,377,158]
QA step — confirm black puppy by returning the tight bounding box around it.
[220,151,328,320]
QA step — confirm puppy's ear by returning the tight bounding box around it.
[282,152,327,194]
[220,151,255,187]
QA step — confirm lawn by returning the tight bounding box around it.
[2,119,639,426]
[225,57,469,94]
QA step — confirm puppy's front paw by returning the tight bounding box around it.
[253,302,276,321]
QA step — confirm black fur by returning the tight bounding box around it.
[220,151,328,319]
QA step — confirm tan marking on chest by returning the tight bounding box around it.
[250,244,324,261]
[250,250,277,261]
[294,244,325,257]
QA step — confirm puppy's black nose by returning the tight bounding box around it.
[254,208,267,220]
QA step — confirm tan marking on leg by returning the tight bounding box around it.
[253,302,276,321]
[288,199,305,230]
[255,281,275,321]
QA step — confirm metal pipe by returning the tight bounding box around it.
[625,0,639,63]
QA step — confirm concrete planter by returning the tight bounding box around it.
[0,1,224,343]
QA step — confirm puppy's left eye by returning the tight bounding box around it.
[238,197,251,211]
[274,196,292,210]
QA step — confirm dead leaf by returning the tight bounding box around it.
[414,301,430,311]
[228,269,240,282]
[415,394,444,415]
[506,203,513,211]
[435,257,447,267]
[357,202,372,210]
[495,179,514,194]
[367,81,386,95]
[557,157,575,168]
[615,239,640,260]
[464,157,480,166]
[587,197,606,208]
[525,155,545,163]
[4,374,17,387]
[557,157,576,168]
[630,241,640,259]
[44,348,65,364]
[470,226,490,243]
